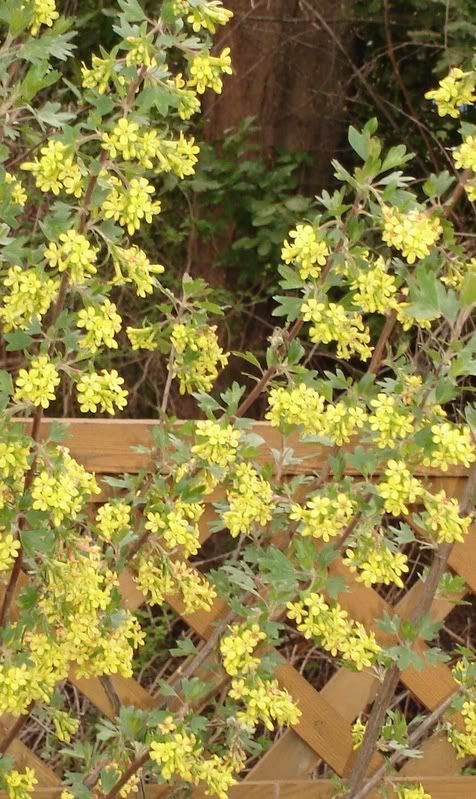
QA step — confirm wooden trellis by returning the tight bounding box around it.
[1,419,475,799]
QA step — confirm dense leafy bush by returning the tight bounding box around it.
[0,3,475,799]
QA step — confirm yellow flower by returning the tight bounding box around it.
[14,354,60,408]
[0,532,21,573]
[186,1,233,34]
[290,490,355,542]
[3,768,37,799]
[301,298,372,361]
[5,172,27,206]
[344,532,409,588]
[377,459,423,516]
[223,463,274,537]
[21,140,82,196]
[421,490,471,544]
[77,299,122,353]
[76,369,128,415]
[351,257,398,313]
[220,623,266,676]
[425,67,476,117]
[30,0,58,36]
[381,206,442,264]
[0,266,59,332]
[113,245,164,297]
[453,135,476,172]
[191,420,240,468]
[397,784,431,799]
[103,177,161,235]
[369,393,414,448]
[44,230,98,283]
[281,224,329,280]
[188,48,232,94]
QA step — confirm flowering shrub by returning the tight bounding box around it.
[0,3,475,799]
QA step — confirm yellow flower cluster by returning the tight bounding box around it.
[5,172,27,206]
[30,0,58,36]
[351,717,366,749]
[323,402,368,445]
[14,354,60,408]
[281,224,329,280]
[377,460,423,516]
[441,256,476,289]
[150,719,239,799]
[22,140,82,197]
[102,119,199,177]
[425,67,476,117]
[32,447,100,526]
[266,383,325,434]
[191,420,240,468]
[184,1,233,34]
[0,439,30,481]
[453,135,476,172]
[301,298,372,360]
[351,257,398,313]
[220,623,266,676]
[223,463,274,537]
[96,502,131,541]
[290,490,355,542]
[103,177,161,235]
[266,384,367,444]
[0,532,21,573]
[188,48,232,94]
[2,768,37,799]
[423,422,475,471]
[77,299,122,353]
[125,36,157,68]
[44,230,98,283]
[113,245,164,297]
[369,393,415,448]
[50,708,79,743]
[287,592,381,670]
[397,785,431,799]
[171,322,228,394]
[381,206,443,264]
[447,700,476,757]
[76,369,128,414]
[126,325,157,351]
[229,676,301,731]
[0,266,59,332]
[145,501,204,557]
[135,556,217,613]
[421,490,472,544]
[344,532,409,588]
[168,73,201,120]
[81,54,118,95]
[38,551,144,679]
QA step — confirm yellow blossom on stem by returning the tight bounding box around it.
[191,420,240,468]
[220,623,266,676]
[44,230,98,283]
[103,177,161,235]
[0,532,21,573]
[76,370,128,415]
[14,355,60,408]
[290,490,355,542]
[281,224,329,280]
[377,460,423,515]
[76,299,122,353]
[425,67,476,117]
[0,266,59,332]
[30,0,58,36]
[188,48,232,94]
[223,463,274,537]
[381,206,442,264]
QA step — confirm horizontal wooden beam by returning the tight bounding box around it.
[4,777,476,799]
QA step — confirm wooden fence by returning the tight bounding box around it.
[1,419,475,799]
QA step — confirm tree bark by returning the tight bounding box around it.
[203,0,353,191]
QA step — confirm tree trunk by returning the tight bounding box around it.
[203,0,353,192]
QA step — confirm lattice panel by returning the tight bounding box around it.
[1,420,475,799]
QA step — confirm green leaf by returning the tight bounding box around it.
[21,527,56,558]
[19,62,60,102]
[0,370,12,410]
[460,269,476,307]
[170,638,198,657]
[348,126,368,161]
[381,145,412,172]
[4,330,33,351]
